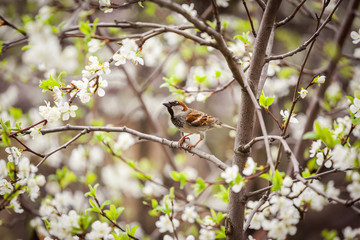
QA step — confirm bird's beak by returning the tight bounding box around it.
[162,102,171,108]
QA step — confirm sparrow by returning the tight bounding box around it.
[163,100,236,148]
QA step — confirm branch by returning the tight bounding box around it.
[243,193,268,231]
[242,0,257,38]
[266,0,343,62]
[15,125,229,171]
[0,15,26,35]
[149,0,247,89]
[211,0,221,33]
[275,0,307,28]
[278,136,360,214]
[291,0,360,172]
[36,128,89,168]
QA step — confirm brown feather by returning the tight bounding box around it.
[187,109,217,127]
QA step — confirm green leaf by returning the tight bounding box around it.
[346,96,354,103]
[127,225,139,236]
[0,119,11,146]
[321,229,338,240]
[259,91,274,109]
[0,41,3,55]
[233,32,250,44]
[195,75,207,83]
[303,131,318,140]
[138,1,144,8]
[215,226,227,238]
[277,67,298,78]
[7,161,15,181]
[79,20,91,35]
[39,72,66,92]
[80,214,92,230]
[104,204,124,221]
[101,200,112,210]
[86,172,97,185]
[192,177,207,196]
[170,171,188,189]
[260,172,271,181]
[128,160,136,168]
[88,198,101,213]
[215,70,221,78]
[57,167,77,189]
[85,183,99,198]
[9,107,23,120]
[169,187,175,199]
[119,232,130,240]
[302,168,313,178]
[214,185,229,203]
[44,219,50,230]
[271,170,284,191]
[170,171,180,181]
[353,117,360,126]
[314,122,336,148]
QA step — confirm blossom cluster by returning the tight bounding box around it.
[0,147,45,213]
[38,38,144,124]
[247,177,340,239]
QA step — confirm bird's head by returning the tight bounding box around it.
[163,100,188,118]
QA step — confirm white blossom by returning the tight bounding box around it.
[0,179,13,195]
[350,29,360,44]
[30,127,41,139]
[113,39,144,66]
[280,110,299,124]
[309,140,322,158]
[267,60,281,77]
[332,145,356,170]
[221,165,239,183]
[317,75,326,84]
[90,76,108,97]
[5,147,22,164]
[0,159,7,178]
[114,133,135,151]
[181,206,198,223]
[350,97,360,118]
[325,181,340,199]
[86,220,112,240]
[155,215,179,233]
[232,181,244,193]
[199,228,216,240]
[216,0,230,7]
[299,88,308,99]
[347,180,360,199]
[99,0,113,13]
[202,216,215,229]
[181,3,197,21]
[88,39,102,53]
[343,226,360,240]
[60,102,78,121]
[39,101,61,123]
[243,157,256,176]
[10,196,24,213]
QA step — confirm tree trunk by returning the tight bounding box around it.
[227,0,283,239]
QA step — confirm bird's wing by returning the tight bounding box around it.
[186,109,217,127]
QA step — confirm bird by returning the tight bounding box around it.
[163,100,236,148]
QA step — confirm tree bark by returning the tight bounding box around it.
[227,0,282,239]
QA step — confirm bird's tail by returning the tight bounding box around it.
[220,123,236,131]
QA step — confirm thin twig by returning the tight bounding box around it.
[0,15,27,35]
[242,0,257,37]
[266,0,343,62]
[211,0,221,33]
[36,128,89,168]
[275,0,308,27]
